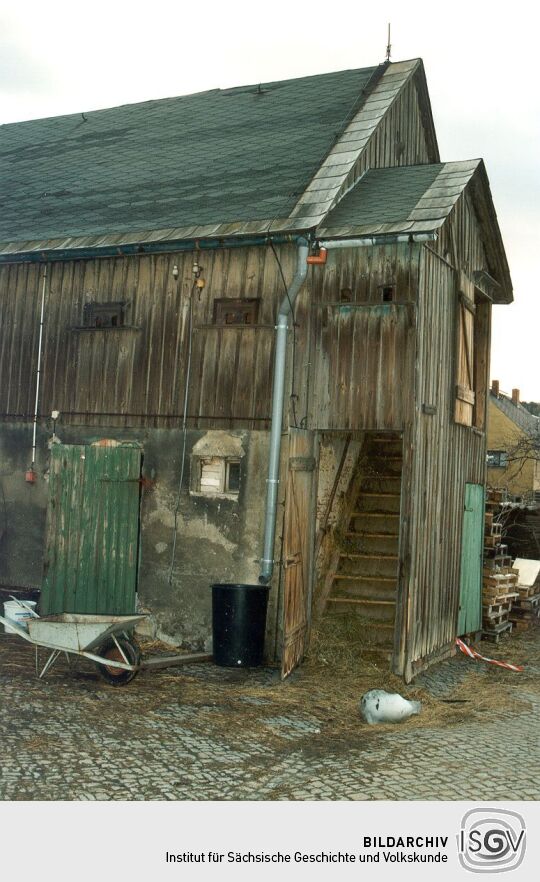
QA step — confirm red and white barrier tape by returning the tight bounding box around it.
[456,637,525,672]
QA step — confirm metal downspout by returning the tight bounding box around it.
[31,266,48,469]
[259,237,309,584]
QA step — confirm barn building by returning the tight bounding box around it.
[0,58,512,680]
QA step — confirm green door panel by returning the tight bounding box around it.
[40,443,142,615]
[457,483,484,635]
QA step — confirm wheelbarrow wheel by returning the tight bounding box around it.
[96,636,141,686]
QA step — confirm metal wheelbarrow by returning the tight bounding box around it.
[0,604,146,686]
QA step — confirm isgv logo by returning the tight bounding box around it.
[458,809,526,873]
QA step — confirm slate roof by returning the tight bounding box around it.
[0,66,379,244]
[0,60,512,304]
[491,392,540,437]
[318,160,481,237]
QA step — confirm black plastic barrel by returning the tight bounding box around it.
[211,583,269,667]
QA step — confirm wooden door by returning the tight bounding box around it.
[281,429,317,678]
[40,443,142,615]
[457,483,484,635]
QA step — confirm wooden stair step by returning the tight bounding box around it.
[346,531,399,539]
[327,599,395,622]
[343,533,400,557]
[333,575,397,597]
[363,474,400,479]
[324,610,395,644]
[361,492,401,498]
[361,480,401,495]
[332,582,397,602]
[337,553,399,578]
[366,446,402,456]
[351,514,400,534]
[334,574,396,583]
[352,511,399,517]
[328,598,396,606]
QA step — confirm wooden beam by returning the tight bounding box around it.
[141,653,212,670]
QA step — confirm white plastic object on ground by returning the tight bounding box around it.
[360,689,421,725]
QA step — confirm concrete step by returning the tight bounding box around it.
[351,512,400,533]
[338,553,398,579]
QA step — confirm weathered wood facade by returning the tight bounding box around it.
[0,59,512,679]
[0,247,296,429]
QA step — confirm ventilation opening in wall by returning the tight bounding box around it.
[379,285,396,302]
[213,298,259,326]
[191,456,241,498]
[82,301,128,328]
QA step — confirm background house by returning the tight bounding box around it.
[487,381,540,502]
[0,59,512,681]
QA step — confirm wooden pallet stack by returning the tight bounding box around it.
[482,491,519,642]
[509,558,540,633]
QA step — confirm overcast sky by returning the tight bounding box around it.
[2,0,539,398]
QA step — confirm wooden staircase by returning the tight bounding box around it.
[326,433,403,649]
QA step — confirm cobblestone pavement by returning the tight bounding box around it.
[1,626,539,801]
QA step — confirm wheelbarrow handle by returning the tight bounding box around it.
[0,614,37,642]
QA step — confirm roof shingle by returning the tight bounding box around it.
[0,66,378,243]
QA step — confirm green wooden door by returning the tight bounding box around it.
[41,443,142,615]
[457,483,484,635]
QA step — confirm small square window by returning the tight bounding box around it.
[192,456,241,497]
[226,461,241,493]
[379,284,396,302]
[83,301,127,328]
[213,298,259,326]
[487,450,508,468]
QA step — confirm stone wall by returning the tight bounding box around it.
[0,422,278,656]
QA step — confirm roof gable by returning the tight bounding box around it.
[318,160,479,235]
[317,159,513,303]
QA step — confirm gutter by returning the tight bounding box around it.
[259,237,309,584]
[0,231,439,265]
[318,232,437,249]
[0,233,302,265]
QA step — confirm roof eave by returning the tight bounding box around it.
[0,220,319,264]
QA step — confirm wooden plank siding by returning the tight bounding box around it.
[304,242,419,431]
[0,239,423,437]
[339,72,435,197]
[0,245,299,429]
[396,244,490,681]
